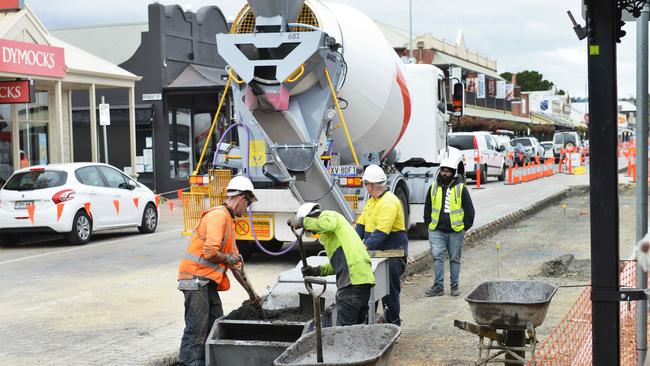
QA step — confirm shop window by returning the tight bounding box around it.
[193,112,214,171]
[18,92,49,168]
[169,108,192,179]
[0,104,12,184]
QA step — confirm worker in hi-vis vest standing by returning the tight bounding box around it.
[423,157,475,297]
[177,176,261,366]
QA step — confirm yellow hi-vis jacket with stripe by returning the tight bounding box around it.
[429,183,465,232]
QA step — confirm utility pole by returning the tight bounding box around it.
[636,4,649,365]
[586,0,621,364]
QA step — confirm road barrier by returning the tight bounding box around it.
[531,260,643,365]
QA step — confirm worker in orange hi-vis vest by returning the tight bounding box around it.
[177,175,260,366]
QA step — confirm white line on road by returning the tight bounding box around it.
[0,227,183,266]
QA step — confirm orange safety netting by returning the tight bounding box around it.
[530,261,644,365]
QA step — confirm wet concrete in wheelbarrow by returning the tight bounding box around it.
[225,301,314,322]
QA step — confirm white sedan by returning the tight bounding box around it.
[0,163,158,245]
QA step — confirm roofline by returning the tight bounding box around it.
[50,21,149,31]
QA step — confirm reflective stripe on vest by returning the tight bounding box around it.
[183,253,227,273]
[429,183,465,232]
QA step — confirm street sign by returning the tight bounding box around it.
[99,103,110,126]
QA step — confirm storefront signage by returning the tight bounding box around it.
[0,80,33,103]
[0,39,65,78]
[142,93,162,101]
[0,0,23,10]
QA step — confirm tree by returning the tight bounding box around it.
[499,70,555,91]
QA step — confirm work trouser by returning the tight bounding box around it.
[336,284,372,326]
[428,229,465,290]
[382,257,406,326]
[179,279,223,366]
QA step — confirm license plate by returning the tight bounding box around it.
[329,165,358,177]
[234,215,274,241]
[14,200,34,209]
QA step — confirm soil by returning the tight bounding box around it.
[390,187,638,365]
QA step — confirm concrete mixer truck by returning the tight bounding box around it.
[212,0,464,256]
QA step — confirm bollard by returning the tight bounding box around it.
[514,164,520,184]
[505,164,514,185]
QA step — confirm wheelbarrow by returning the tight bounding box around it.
[454,280,558,365]
[273,324,401,366]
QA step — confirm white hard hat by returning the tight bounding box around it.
[296,202,321,219]
[440,156,458,171]
[361,164,387,184]
[226,175,258,202]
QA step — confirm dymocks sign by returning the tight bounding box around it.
[0,39,65,78]
[0,80,33,103]
[0,0,23,10]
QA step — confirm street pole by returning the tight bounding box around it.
[102,96,109,164]
[586,0,621,364]
[409,0,413,61]
[636,5,649,366]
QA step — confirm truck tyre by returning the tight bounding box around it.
[498,164,506,182]
[394,186,409,230]
[67,210,92,245]
[480,165,488,185]
[408,223,429,240]
[237,240,254,261]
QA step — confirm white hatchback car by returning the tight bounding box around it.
[0,163,158,245]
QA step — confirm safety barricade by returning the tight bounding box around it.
[181,192,208,236]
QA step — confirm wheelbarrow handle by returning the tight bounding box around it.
[304,277,327,297]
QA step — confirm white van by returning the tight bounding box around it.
[448,131,507,184]
[552,131,582,159]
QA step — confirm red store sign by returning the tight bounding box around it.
[0,80,33,103]
[0,0,23,10]
[0,39,65,78]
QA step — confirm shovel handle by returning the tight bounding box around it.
[304,277,327,297]
[291,226,309,268]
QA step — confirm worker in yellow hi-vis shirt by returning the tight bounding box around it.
[355,164,408,326]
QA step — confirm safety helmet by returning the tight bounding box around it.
[440,157,458,171]
[361,164,387,184]
[296,202,321,219]
[226,175,258,202]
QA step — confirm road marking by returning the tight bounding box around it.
[0,227,182,266]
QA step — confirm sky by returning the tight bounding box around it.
[27,0,644,99]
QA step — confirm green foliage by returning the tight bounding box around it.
[499,70,555,92]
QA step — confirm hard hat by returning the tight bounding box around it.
[226,175,258,202]
[440,156,458,171]
[296,202,321,219]
[361,164,387,184]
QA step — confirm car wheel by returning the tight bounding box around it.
[67,210,92,245]
[480,165,488,185]
[498,164,506,181]
[138,203,158,234]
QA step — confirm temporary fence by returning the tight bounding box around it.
[180,169,232,236]
[531,261,644,365]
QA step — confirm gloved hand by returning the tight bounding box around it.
[301,265,321,277]
[224,253,243,267]
[287,216,303,230]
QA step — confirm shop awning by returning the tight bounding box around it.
[530,112,575,128]
[433,52,503,80]
[465,106,532,124]
[166,64,229,89]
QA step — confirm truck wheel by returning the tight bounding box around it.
[67,210,92,245]
[408,223,429,240]
[237,240,254,261]
[480,165,488,185]
[395,186,409,230]
[498,164,506,182]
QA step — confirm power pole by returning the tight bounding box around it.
[586,0,621,364]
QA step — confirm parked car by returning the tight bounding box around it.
[553,131,583,159]
[512,143,531,165]
[497,139,514,168]
[0,163,158,245]
[512,137,545,160]
[448,131,507,184]
[540,141,555,160]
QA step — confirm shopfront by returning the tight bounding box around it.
[54,3,230,193]
[0,4,139,185]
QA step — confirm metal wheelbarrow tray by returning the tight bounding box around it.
[465,280,558,328]
[273,324,401,366]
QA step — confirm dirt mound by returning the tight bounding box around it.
[225,301,313,322]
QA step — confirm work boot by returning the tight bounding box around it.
[424,286,444,297]
[450,286,460,297]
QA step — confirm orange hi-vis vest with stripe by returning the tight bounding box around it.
[177,206,238,291]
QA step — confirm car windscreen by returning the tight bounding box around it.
[4,170,67,191]
[512,139,532,146]
[449,135,475,150]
